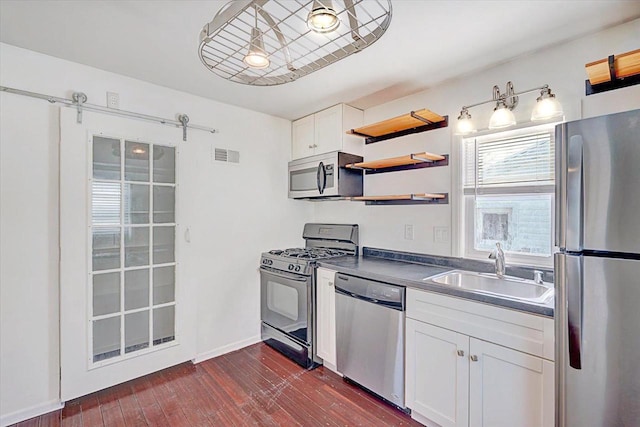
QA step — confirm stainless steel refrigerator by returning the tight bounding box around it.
[555,108,640,427]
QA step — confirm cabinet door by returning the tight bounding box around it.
[314,105,342,154]
[406,319,469,427]
[292,115,315,160]
[316,267,337,369]
[469,338,554,427]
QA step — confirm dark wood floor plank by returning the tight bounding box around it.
[13,342,422,427]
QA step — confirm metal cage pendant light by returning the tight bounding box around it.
[198,0,393,86]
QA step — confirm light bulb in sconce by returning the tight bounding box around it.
[489,100,516,129]
[307,0,340,33]
[243,27,270,69]
[531,87,563,121]
[456,108,476,135]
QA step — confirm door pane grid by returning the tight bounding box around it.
[91,137,176,365]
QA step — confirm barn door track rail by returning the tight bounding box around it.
[0,85,218,141]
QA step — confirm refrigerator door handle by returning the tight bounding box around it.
[566,136,584,251]
[566,254,583,369]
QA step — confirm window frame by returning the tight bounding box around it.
[88,133,180,369]
[459,123,559,268]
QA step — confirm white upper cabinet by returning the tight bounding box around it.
[291,104,363,160]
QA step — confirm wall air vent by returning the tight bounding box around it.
[214,148,240,164]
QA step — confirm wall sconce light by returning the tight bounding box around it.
[456,81,563,135]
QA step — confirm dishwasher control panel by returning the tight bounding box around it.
[335,273,405,309]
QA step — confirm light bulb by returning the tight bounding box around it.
[489,101,516,129]
[307,0,340,33]
[531,88,563,121]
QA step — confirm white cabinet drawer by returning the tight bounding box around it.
[406,289,554,361]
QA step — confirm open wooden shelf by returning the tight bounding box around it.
[346,152,448,174]
[585,49,640,95]
[347,109,448,144]
[351,193,448,206]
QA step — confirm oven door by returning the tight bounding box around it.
[260,267,311,344]
[288,155,337,199]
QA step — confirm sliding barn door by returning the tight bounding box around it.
[59,108,199,401]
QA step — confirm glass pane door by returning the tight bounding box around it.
[90,136,177,365]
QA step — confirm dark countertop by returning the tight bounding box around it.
[318,248,554,318]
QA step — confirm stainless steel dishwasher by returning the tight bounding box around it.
[335,273,407,411]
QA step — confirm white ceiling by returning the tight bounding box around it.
[1,1,639,120]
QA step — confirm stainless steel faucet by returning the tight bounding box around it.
[488,242,506,278]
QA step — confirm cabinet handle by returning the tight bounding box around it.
[457,350,465,357]
[313,144,318,148]
[328,281,334,287]
[308,145,314,149]
[470,355,479,362]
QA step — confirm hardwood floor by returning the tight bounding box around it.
[14,343,421,426]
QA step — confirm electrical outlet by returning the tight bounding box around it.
[107,92,119,109]
[434,226,450,243]
[404,224,414,240]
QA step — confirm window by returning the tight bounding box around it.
[461,123,557,266]
[90,136,177,365]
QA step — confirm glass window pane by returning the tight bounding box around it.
[93,137,120,180]
[93,317,120,362]
[474,194,552,256]
[153,266,175,305]
[125,141,150,182]
[124,184,149,224]
[153,226,175,264]
[153,306,175,345]
[92,181,121,225]
[92,227,121,271]
[153,146,175,183]
[153,186,175,223]
[93,273,120,316]
[125,269,149,310]
[125,311,149,353]
[124,227,149,267]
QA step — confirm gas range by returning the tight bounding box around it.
[259,223,359,369]
[260,247,350,276]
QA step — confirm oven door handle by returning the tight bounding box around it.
[260,266,309,282]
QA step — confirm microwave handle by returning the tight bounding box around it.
[317,162,326,194]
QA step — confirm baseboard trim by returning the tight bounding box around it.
[1,399,64,427]
[192,335,261,364]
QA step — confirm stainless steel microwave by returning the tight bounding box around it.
[288,151,363,199]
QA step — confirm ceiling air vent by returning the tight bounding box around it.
[214,148,240,164]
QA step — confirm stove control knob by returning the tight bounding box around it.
[295,265,301,272]
[288,264,294,271]
[268,259,273,265]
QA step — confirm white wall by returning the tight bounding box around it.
[0,43,313,424]
[314,18,640,257]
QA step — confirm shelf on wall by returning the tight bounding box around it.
[347,109,448,144]
[346,152,448,174]
[351,193,448,206]
[585,49,640,95]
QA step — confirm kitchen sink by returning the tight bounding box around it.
[424,270,554,303]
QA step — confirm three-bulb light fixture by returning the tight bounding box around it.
[243,0,340,69]
[456,81,563,135]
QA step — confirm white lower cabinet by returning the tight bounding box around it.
[316,267,338,372]
[406,289,554,427]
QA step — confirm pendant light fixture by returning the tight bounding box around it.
[243,6,270,69]
[455,82,563,135]
[307,0,340,33]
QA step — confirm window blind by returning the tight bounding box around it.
[463,130,554,195]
